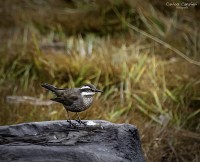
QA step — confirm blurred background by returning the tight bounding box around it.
[0,0,199,161]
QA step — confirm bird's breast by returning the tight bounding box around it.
[83,96,94,108]
[64,96,94,112]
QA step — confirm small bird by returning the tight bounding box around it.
[41,83,102,126]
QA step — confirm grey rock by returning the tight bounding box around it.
[0,120,145,162]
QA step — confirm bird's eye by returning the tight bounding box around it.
[82,88,92,92]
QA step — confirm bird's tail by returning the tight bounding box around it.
[41,83,57,92]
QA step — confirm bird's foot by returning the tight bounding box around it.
[76,119,87,126]
[67,120,77,128]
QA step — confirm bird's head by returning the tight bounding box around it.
[80,84,103,97]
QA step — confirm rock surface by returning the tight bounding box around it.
[0,120,145,162]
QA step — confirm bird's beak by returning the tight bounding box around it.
[95,89,103,93]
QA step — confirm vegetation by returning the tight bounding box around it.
[0,0,199,161]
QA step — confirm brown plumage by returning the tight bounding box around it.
[41,83,102,126]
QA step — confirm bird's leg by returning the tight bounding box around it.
[66,110,76,127]
[75,112,87,126]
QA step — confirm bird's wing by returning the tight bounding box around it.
[51,91,79,106]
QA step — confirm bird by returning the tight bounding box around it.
[41,83,103,127]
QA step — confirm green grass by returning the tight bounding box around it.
[0,30,199,161]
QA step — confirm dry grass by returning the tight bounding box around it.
[0,0,200,161]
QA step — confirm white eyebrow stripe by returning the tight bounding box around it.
[81,92,95,96]
[81,86,91,89]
